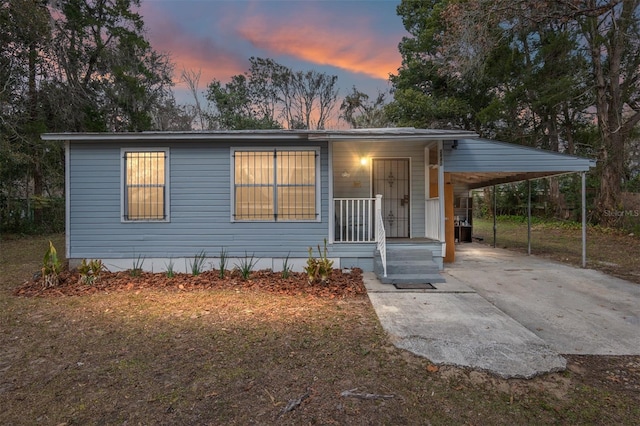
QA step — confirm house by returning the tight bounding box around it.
[41,128,595,284]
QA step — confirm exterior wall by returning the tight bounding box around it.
[67,139,330,271]
[332,141,429,238]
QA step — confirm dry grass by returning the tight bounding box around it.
[1,234,639,425]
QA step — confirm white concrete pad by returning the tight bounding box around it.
[448,244,640,355]
[364,273,566,379]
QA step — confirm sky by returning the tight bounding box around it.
[138,0,409,123]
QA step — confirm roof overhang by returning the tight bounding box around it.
[40,127,478,143]
[443,138,596,189]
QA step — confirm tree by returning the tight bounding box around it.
[340,86,392,128]
[1,0,55,226]
[438,0,640,224]
[205,57,339,130]
[387,0,498,133]
[0,0,177,231]
[46,0,174,132]
[206,74,281,130]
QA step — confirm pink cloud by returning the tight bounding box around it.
[139,3,247,88]
[236,13,402,80]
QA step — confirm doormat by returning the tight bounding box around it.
[393,283,436,290]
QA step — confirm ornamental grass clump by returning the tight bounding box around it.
[165,258,175,278]
[281,252,292,279]
[235,252,259,280]
[130,255,145,277]
[218,248,228,279]
[189,250,207,276]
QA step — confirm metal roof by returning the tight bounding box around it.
[444,139,596,188]
[40,127,478,142]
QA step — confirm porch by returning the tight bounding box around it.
[330,196,445,285]
[328,139,446,281]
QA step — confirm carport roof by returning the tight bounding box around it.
[443,138,596,189]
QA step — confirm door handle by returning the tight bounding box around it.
[400,195,409,206]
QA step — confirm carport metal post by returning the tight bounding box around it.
[493,185,497,248]
[527,180,531,255]
[582,172,587,268]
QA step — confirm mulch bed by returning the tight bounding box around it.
[14,268,367,299]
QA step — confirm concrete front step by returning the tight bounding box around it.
[374,247,446,284]
[386,247,433,261]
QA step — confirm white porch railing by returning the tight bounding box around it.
[425,198,441,240]
[375,194,387,277]
[334,198,376,242]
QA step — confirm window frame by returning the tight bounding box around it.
[121,147,170,223]
[230,147,321,223]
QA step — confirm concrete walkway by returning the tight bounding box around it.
[365,244,640,379]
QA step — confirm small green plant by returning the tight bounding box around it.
[189,250,207,276]
[304,239,334,284]
[78,258,104,285]
[131,254,145,277]
[42,240,62,288]
[218,247,228,279]
[165,258,175,278]
[235,252,259,280]
[281,252,292,279]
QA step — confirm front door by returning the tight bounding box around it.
[373,159,410,238]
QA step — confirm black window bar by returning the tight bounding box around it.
[234,149,317,221]
[124,151,166,221]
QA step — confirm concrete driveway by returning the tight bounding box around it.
[364,244,640,379]
[447,244,640,355]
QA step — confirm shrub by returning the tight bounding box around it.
[304,239,333,284]
[78,259,105,285]
[42,240,62,288]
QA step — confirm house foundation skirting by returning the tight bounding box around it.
[68,256,345,274]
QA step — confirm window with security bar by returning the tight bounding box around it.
[123,150,168,221]
[234,149,318,221]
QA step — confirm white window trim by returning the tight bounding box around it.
[120,147,170,223]
[230,146,321,223]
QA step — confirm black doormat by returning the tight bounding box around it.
[393,282,436,290]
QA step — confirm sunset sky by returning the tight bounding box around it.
[138,0,408,118]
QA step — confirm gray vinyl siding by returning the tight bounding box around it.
[443,139,593,172]
[68,140,329,260]
[332,141,428,238]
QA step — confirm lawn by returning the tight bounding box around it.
[1,234,638,424]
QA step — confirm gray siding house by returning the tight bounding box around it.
[42,129,595,277]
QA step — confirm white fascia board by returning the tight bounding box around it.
[40,132,309,142]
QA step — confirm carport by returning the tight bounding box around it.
[442,138,596,266]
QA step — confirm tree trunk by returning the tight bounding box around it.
[596,130,625,224]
